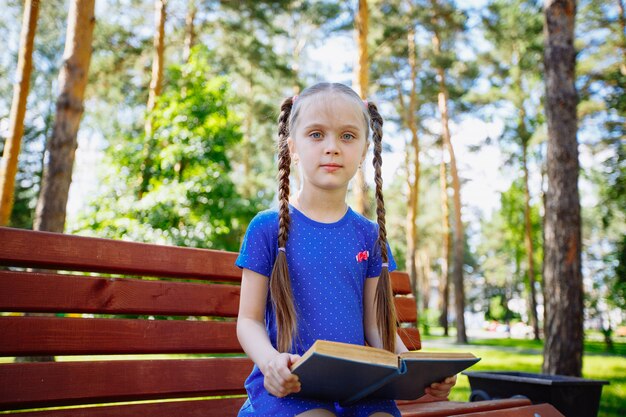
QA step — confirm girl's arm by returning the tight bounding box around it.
[237,268,301,397]
[363,277,456,399]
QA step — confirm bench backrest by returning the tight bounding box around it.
[0,226,420,415]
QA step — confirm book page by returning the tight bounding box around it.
[399,351,477,360]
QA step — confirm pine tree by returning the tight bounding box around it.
[34,0,96,232]
[0,0,39,226]
[542,0,584,376]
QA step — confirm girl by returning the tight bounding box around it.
[236,83,456,417]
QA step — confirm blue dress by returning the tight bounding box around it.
[236,205,401,417]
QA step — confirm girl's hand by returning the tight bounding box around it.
[261,353,302,398]
[425,375,457,399]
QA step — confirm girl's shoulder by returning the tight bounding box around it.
[247,208,280,231]
[347,208,380,234]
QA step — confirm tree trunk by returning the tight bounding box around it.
[512,50,541,342]
[0,0,39,226]
[182,0,196,63]
[438,156,450,336]
[522,144,540,340]
[138,0,167,199]
[353,0,370,217]
[542,0,583,377]
[433,31,467,344]
[405,28,420,306]
[419,249,431,310]
[34,0,95,232]
[242,75,255,198]
[617,0,626,75]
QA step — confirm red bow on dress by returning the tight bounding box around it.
[356,251,369,262]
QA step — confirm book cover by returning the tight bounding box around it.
[370,352,481,400]
[289,340,480,405]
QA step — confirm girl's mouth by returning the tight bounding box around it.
[320,164,342,172]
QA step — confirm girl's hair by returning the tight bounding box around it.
[271,82,397,353]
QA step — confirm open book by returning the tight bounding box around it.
[290,340,480,405]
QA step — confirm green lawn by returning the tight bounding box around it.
[421,336,626,417]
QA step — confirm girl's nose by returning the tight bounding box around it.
[324,137,340,155]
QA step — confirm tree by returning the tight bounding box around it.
[0,0,67,229]
[428,0,470,343]
[542,0,584,376]
[576,0,626,343]
[183,0,197,63]
[481,0,544,340]
[353,0,371,217]
[0,0,39,226]
[476,179,543,327]
[34,0,96,232]
[438,145,451,334]
[73,48,249,251]
[138,0,167,199]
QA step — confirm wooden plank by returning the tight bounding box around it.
[391,271,412,295]
[447,403,565,417]
[0,397,247,417]
[397,398,532,417]
[0,227,241,281]
[0,271,240,317]
[0,316,241,356]
[395,296,417,323]
[399,326,422,351]
[0,358,251,409]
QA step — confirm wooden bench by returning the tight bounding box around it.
[0,226,561,416]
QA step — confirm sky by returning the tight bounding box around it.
[67,39,510,233]
[66,0,594,238]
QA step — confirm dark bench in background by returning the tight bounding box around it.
[0,226,563,416]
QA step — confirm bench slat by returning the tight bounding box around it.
[0,316,241,356]
[395,296,417,323]
[448,403,565,417]
[0,227,240,281]
[397,398,532,417]
[0,271,240,317]
[391,272,412,295]
[0,397,247,417]
[399,327,422,350]
[0,358,251,410]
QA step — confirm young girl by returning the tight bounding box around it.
[236,83,456,417]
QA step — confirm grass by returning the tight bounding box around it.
[420,336,626,417]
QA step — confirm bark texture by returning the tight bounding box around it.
[34,0,95,232]
[433,31,467,344]
[353,0,370,217]
[542,0,584,377]
[438,156,451,335]
[0,0,39,226]
[139,0,167,198]
[182,0,196,63]
[404,28,420,305]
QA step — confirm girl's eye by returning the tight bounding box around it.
[342,133,356,141]
[310,132,322,139]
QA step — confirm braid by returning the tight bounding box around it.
[369,102,398,353]
[271,97,298,353]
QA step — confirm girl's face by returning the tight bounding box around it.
[288,93,368,193]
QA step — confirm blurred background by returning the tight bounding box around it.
[0,0,624,357]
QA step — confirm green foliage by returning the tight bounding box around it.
[73,47,254,250]
[486,294,519,322]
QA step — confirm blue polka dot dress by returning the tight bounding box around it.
[235,205,401,417]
